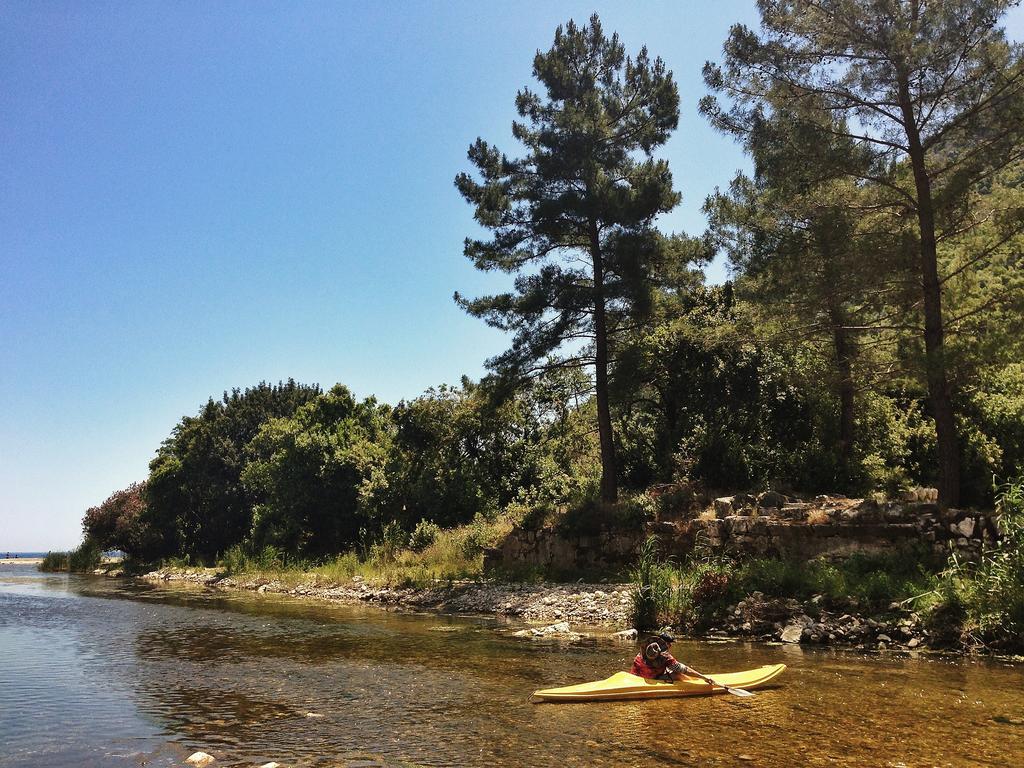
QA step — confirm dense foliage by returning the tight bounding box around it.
[455,14,688,503]
[79,10,1022,577]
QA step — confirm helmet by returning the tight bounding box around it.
[643,640,663,661]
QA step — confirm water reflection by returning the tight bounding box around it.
[1,564,1023,767]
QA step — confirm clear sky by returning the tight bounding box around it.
[2,2,1022,551]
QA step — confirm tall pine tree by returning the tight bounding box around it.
[702,0,1024,506]
[455,15,682,503]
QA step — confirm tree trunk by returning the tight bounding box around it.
[828,304,856,471]
[590,220,619,504]
[897,69,961,508]
[821,239,855,475]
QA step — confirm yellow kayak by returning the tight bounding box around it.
[533,663,786,702]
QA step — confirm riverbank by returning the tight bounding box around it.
[140,566,989,657]
[142,567,634,626]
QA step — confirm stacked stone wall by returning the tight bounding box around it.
[483,489,999,572]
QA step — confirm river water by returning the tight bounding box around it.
[1,563,1022,767]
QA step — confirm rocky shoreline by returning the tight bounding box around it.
[140,567,975,655]
[141,568,634,626]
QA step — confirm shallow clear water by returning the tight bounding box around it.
[1,563,1022,767]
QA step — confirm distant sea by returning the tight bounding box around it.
[1,552,48,558]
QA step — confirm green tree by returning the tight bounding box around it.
[82,482,154,558]
[703,0,1024,506]
[614,284,830,491]
[241,385,392,555]
[385,379,546,528]
[144,380,321,560]
[705,106,902,475]
[455,14,683,503]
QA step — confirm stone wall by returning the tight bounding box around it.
[483,526,644,574]
[483,489,999,572]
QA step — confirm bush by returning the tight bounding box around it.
[220,544,288,574]
[629,537,673,630]
[557,494,654,537]
[39,551,69,572]
[926,476,1024,648]
[409,519,441,552]
[68,539,102,572]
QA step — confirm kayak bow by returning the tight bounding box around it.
[533,663,786,702]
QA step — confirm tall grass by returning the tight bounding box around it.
[629,539,943,630]
[924,476,1024,648]
[629,537,673,630]
[214,512,516,589]
[38,540,104,573]
[39,551,69,572]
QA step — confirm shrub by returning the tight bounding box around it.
[39,551,69,572]
[67,539,102,572]
[629,537,674,630]
[409,519,441,552]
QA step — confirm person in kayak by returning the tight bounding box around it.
[631,632,691,681]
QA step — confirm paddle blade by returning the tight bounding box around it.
[724,686,755,697]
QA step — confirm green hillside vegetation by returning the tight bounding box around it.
[76,6,1023,648]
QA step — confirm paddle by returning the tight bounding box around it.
[678,665,755,698]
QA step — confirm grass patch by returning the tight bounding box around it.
[629,539,944,629]
[39,551,69,572]
[215,512,517,589]
[39,540,103,573]
[921,476,1024,650]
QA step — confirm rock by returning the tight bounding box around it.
[876,634,892,643]
[186,752,215,767]
[259,763,281,768]
[612,628,638,641]
[257,584,268,593]
[956,517,976,538]
[304,712,324,719]
[780,624,804,643]
[908,637,922,649]
[714,497,735,517]
[757,490,786,509]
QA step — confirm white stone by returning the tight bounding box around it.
[186,752,215,768]
[780,624,804,643]
[259,763,281,768]
[956,517,976,538]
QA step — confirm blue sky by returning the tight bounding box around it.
[2,2,1022,550]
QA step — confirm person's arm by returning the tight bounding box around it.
[661,653,692,681]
